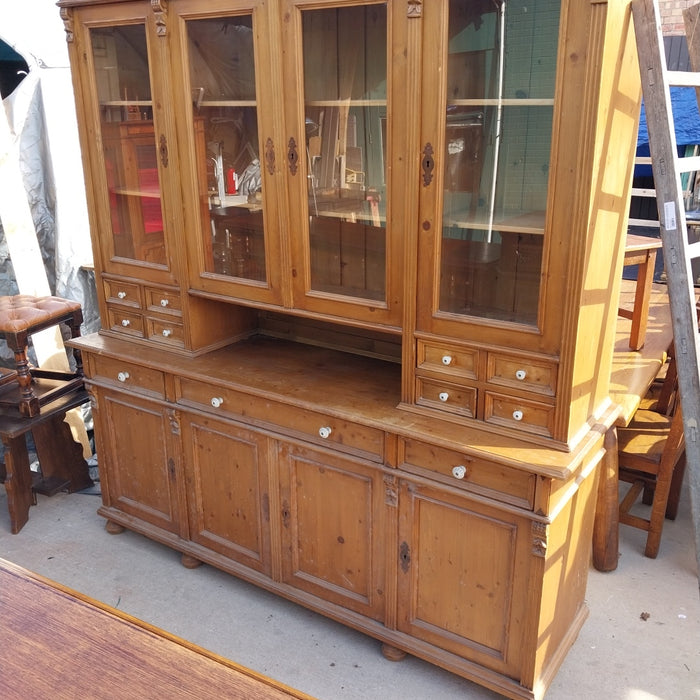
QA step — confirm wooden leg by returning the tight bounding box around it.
[32,412,93,493]
[381,643,406,662]
[1,433,35,534]
[181,553,202,569]
[629,250,657,351]
[592,427,620,571]
[105,520,126,535]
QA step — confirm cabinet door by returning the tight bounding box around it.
[69,3,179,284]
[180,412,272,576]
[397,479,532,678]
[94,388,184,536]
[170,0,285,306]
[281,1,401,327]
[416,0,561,347]
[278,442,388,622]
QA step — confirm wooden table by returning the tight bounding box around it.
[593,281,674,571]
[0,388,93,534]
[619,232,663,350]
[0,557,314,700]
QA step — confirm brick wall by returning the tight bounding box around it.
[659,0,695,35]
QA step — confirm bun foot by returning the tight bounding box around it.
[381,643,406,662]
[181,553,202,569]
[105,520,125,535]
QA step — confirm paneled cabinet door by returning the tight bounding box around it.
[94,388,185,536]
[170,0,286,306]
[68,2,180,284]
[278,441,389,623]
[280,0,402,327]
[180,412,272,576]
[397,479,533,679]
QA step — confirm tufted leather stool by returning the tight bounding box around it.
[0,295,84,417]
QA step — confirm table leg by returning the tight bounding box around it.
[592,426,620,571]
[629,249,657,351]
[1,433,35,534]
[32,414,93,493]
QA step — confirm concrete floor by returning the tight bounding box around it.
[1,478,698,700]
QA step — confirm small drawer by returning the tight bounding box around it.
[486,353,557,396]
[401,439,535,509]
[106,307,145,338]
[147,317,185,347]
[178,378,384,461]
[104,279,142,308]
[416,377,476,418]
[89,355,165,398]
[417,339,478,380]
[484,392,555,437]
[145,287,182,315]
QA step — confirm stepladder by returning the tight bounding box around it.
[632,0,700,587]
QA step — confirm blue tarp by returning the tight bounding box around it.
[637,86,700,146]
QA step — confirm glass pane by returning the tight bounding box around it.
[302,4,387,302]
[91,25,167,266]
[439,0,560,323]
[187,15,266,281]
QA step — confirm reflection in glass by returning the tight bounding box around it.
[439,0,559,324]
[92,24,166,266]
[187,15,266,282]
[302,4,388,302]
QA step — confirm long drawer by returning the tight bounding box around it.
[87,355,166,399]
[400,438,536,510]
[177,377,384,462]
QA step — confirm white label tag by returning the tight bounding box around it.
[665,201,677,230]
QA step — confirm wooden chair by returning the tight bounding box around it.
[617,357,686,558]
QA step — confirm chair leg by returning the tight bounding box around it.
[665,454,686,521]
[643,459,677,559]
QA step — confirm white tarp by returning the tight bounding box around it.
[0,1,97,346]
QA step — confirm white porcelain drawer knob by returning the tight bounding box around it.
[117,371,130,383]
[318,426,332,439]
[512,410,524,421]
[117,291,127,299]
[441,355,453,366]
[452,465,467,479]
[211,397,224,408]
[162,329,172,337]
[515,369,527,381]
[438,392,449,402]
[121,319,130,327]
[160,298,169,307]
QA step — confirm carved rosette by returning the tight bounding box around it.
[408,0,423,18]
[531,521,548,557]
[152,0,168,37]
[60,7,75,44]
[87,386,98,411]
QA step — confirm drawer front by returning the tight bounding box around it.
[401,439,535,509]
[147,317,185,348]
[89,355,166,398]
[104,279,142,308]
[178,378,384,461]
[484,392,555,437]
[416,377,476,418]
[486,353,557,396]
[145,287,182,315]
[417,340,479,380]
[106,306,145,338]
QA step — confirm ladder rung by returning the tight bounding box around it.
[678,155,700,173]
[667,70,700,87]
[687,240,700,259]
[631,187,657,197]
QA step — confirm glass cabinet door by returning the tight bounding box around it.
[86,20,170,274]
[284,1,398,326]
[173,0,283,305]
[422,0,560,328]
